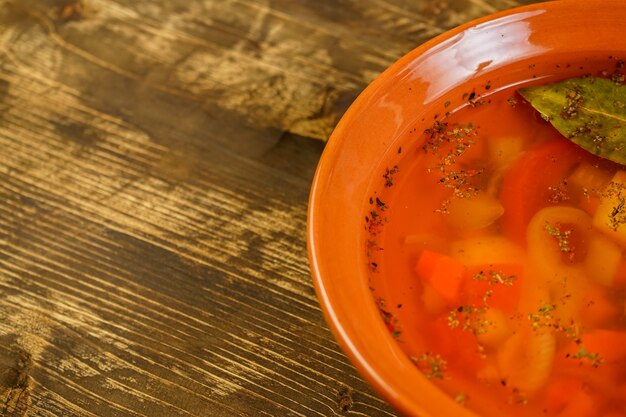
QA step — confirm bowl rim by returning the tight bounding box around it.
[307,1,619,415]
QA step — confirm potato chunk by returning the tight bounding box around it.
[447,191,504,230]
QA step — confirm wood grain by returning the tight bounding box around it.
[0,1,540,416]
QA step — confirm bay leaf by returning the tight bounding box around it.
[518,77,626,165]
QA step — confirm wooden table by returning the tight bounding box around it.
[0,1,539,415]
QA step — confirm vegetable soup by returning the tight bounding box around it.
[367,58,626,417]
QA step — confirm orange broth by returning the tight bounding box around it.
[368,65,626,417]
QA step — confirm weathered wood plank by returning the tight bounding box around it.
[0,1,542,416]
[1,0,537,140]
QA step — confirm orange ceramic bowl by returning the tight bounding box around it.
[308,1,626,416]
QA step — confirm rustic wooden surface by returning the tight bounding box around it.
[0,1,540,416]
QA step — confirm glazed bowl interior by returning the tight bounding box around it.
[308,1,626,416]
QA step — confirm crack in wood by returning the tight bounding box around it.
[336,385,354,414]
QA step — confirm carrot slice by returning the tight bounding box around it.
[580,194,601,216]
[561,330,626,364]
[612,260,626,288]
[429,315,484,374]
[557,389,595,417]
[415,250,466,305]
[603,412,626,417]
[543,378,584,414]
[500,138,585,245]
